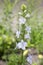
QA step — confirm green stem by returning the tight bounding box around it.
[21,50,23,65]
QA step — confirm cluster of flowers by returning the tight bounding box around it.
[15,15,31,50]
[16,11,31,50]
[14,5,32,64]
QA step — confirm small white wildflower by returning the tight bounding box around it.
[26,54,32,64]
[3,35,7,39]
[18,12,22,15]
[16,30,20,38]
[16,40,27,50]
[25,13,30,18]
[24,34,30,39]
[25,26,31,33]
[19,16,26,24]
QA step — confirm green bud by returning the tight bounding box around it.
[21,4,27,11]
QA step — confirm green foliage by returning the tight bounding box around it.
[27,0,41,13]
[0,24,16,59]
[0,0,18,59]
[7,53,26,65]
[39,58,43,65]
[27,8,43,53]
[30,23,43,53]
[32,63,37,65]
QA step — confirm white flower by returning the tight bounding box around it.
[16,40,27,50]
[24,34,30,39]
[3,35,7,39]
[16,30,20,38]
[25,13,30,18]
[18,12,22,15]
[19,16,26,24]
[25,26,31,33]
[26,54,32,64]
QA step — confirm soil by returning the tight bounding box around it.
[0,60,6,65]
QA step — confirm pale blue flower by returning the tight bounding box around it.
[16,40,27,50]
[19,16,26,24]
[26,54,32,64]
[25,26,31,33]
[16,30,20,38]
[24,34,30,39]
